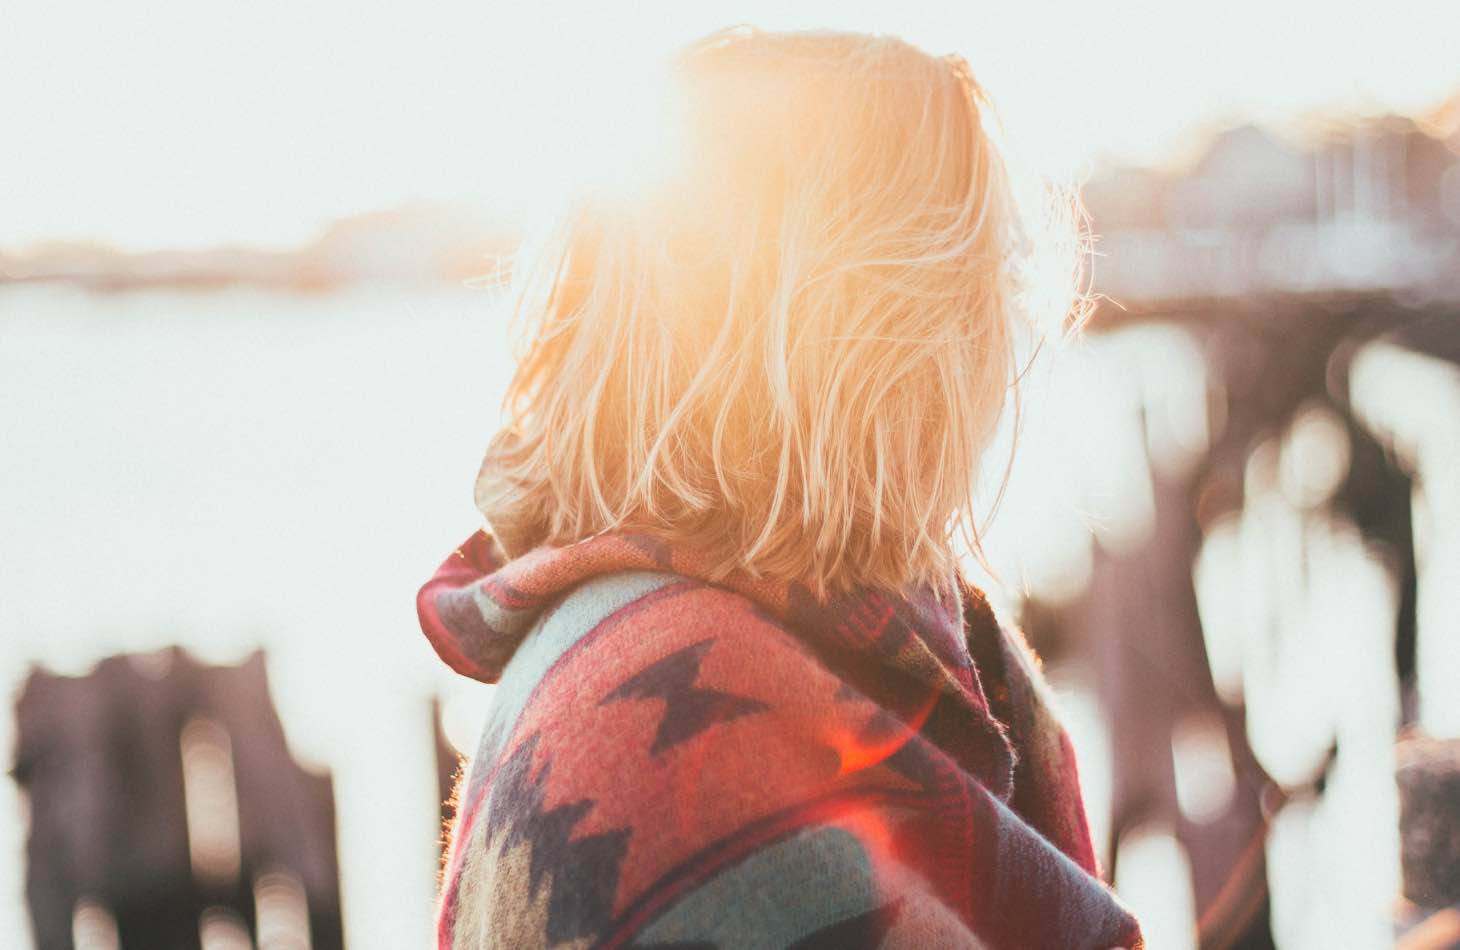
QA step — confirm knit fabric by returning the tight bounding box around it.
[418,530,1143,949]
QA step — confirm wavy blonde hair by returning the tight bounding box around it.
[477,27,1071,599]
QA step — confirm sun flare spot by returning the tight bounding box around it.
[533,54,685,210]
[830,688,943,778]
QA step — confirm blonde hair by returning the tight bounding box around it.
[477,27,1073,599]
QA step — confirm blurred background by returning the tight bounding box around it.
[3,2,1459,948]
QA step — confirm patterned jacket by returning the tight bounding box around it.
[418,530,1142,949]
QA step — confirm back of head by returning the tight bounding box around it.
[479,27,1050,599]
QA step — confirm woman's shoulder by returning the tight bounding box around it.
[444,569,902,946]
[475,566,843,779]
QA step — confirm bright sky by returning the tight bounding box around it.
[2,0,1456,252]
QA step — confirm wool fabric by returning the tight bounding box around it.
[418,530,1142,949]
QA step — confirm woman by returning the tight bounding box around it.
[418,27,1142,949]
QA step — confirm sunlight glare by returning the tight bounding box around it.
[532,52,684,210]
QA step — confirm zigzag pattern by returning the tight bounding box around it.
[482,735,630,947]
[601,639,770,756]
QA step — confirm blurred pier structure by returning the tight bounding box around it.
[11,649,342,950]
[1084,115,1460,303]
[1023,110,1460,947]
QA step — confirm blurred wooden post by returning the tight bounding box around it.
[12,649,343,950]
[1394,735,1460,950]
[1399,735,1460,907]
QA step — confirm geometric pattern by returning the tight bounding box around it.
[481,736,629,946]
[601,639,770,756]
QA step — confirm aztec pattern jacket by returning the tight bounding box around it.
[418,530,1143,949]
